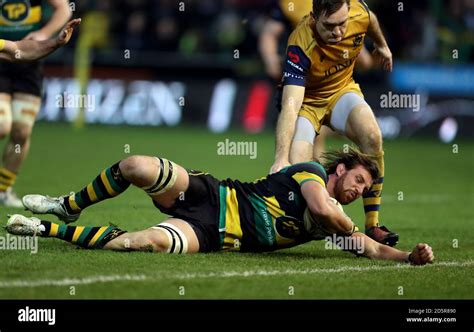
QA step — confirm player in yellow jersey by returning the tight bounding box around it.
[8,148,433,265]
[269,0,398,246]
[259,0,375,161]
[0,18,80,62]
[259,0,373,81]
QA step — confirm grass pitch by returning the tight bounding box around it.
[0,122,473,299]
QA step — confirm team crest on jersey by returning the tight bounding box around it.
[353,34,363,48]
[1,0,30,23]
[275,216,303,239]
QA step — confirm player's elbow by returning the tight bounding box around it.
[58,1,73,19]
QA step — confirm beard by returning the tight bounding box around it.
[333,173,353,205]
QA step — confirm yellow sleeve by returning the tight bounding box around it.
[0,39,5,52]
[349,0,370,31]
[292,171,326,188]
[286,16,315,60]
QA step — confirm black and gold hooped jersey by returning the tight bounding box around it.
[217,161,328,252]
[0,0,43,40]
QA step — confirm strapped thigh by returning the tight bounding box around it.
[12,99,40,126]
[142,157,178,196]
[151,222,189,254]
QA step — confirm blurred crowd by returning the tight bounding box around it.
[65,0,473,63]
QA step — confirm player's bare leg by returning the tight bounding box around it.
[0,92,39,207]
[104,218,200,253]
[345,103,398,246]
[117,155,190,210]
[0,93,12,199]
[289,116,315,164]
[22,155,188,220]
[313,125,335,160]
[3,93,40,172]
[0,93,12,139]
[11,156,202,253]
[289,140,312,164]
[6,213,201,254]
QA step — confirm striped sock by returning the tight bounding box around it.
[363,152,384,229]
[63,162,130,214]
[0,167,16,191]
[39,220,126,249]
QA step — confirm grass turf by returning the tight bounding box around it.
[0,122,473,299]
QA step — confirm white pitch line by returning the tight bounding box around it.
[0,274,147,288]
[173,260,474,280]
[0,260,472,289]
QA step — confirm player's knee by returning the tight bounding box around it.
[151,223,189,254]
[141,157,179,196]
[119,156,148,181]
[10,125,32,145]
[128,233,161,252]
[365,126,382,154]
[355,123,382,154]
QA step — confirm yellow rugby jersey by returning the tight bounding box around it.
[270,0,312,29]
[282,0,370,99]
[0,39,5,51]
[217,161,328,252]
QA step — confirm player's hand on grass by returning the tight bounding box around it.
[409,243,434,265]
[270,159,290,174]
[57,19,81,46]
[372,43,393,72]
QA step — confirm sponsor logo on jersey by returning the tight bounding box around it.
[286,58,304,72]
[353,34,364,48]
[275,216,303,239]
[1,0,30,23]
[288,51,300,63]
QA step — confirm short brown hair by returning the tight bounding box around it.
[312,0,350,19]
[318,146,380,180]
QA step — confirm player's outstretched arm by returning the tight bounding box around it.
[367,11,392,72]
[271,85,305,173]
[349,232,434,265]
[0,18,80,62]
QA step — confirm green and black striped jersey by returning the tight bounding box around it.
[218,161,328,252]
[0,0,43,40]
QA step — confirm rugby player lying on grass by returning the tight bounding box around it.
[0,18,80,62]
[6,147,433,265]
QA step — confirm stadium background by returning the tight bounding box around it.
[1,0,473,301]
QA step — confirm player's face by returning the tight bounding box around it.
[313,4,349,44]
[334,165,373,205]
